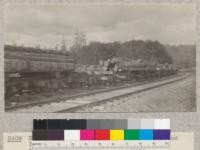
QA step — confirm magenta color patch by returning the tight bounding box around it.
[80,130,95,140]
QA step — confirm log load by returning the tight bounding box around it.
[5,45,75,73]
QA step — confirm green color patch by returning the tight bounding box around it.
[124,130,140,140]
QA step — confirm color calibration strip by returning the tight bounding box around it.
[4,132,194,150]
[33,119,170,130]
[32,129,170,140]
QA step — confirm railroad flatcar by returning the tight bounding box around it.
[5,45,75,97]
[118,61,177,81]
[5,45,178,98]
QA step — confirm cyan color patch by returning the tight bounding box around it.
[139,130,153,140]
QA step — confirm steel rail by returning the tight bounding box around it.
[5,73,186,112]
[56,73,190,113]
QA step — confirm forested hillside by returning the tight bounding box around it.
[74,40,173,65]
[165,44,196,68]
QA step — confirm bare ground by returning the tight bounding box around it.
[76,74,196,112]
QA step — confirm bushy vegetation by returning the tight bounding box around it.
[165,44,196,68]
[5,39,195,69]
[74,40,173,65]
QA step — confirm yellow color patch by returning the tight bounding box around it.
[110,130,124,140]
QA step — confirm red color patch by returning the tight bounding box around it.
[95,129,110,140]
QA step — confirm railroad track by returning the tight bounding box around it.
[6,73,190,112]
[56,73,191,113]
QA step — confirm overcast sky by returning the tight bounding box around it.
[4,4,196,49]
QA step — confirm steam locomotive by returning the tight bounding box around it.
[5,45,177,98]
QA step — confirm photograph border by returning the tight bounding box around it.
[0,0,199,150]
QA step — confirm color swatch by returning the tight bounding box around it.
[33,119,170,141]
[80,130,95,140]
[95,129,110,140]
[33,119,170,130]
[124,130,140,140]
[64,130,80,140]
[110,130,124,140]
[33,129,170,141]
[140,130,153,140]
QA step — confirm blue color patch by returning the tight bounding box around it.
[139,130,153,140]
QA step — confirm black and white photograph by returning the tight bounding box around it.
[4,3,196,113]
